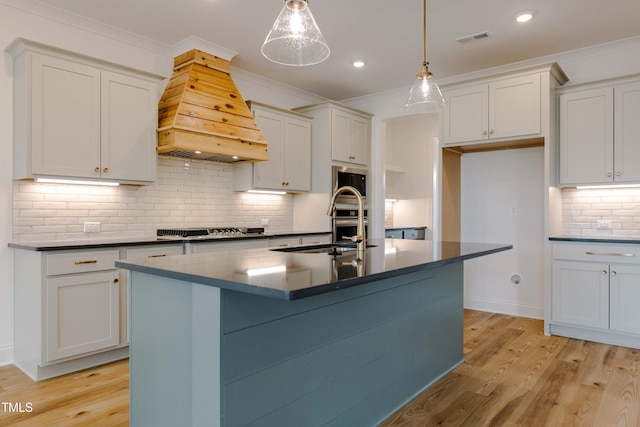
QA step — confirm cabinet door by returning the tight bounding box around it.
[443,84,488,144]
[31,54,101,178]
[101,71,157,182]
[283,116,311,191]
[614,82,640,183]
[610,264,640,335]
[385,229,403,239]
[490,74,540,139]
[559,88,614,185]
[253,108,285,189]
[46,270,120,362]
[331,109,351,162]
[551,261,609,329]
[348,115,369,165]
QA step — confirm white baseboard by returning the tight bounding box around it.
[0,345,13,367]
[464,296,544,319]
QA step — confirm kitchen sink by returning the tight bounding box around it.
[270,243,377,255]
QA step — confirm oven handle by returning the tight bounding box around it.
[334,219,369,226]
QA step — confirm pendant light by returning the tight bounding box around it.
[404,0,445,112]
[261,0,330,66]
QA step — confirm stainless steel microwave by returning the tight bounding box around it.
[332,166,367,204]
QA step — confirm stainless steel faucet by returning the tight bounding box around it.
[326,186,366,255]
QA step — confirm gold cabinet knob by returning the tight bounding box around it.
[103,168,109,173]
[611,271,617,276]
[607,172,612,177]
[95,167,100,172]
[616,172,621,177]
[489,130,494,135]
[602,270,607,275]
[482,130,487,135]
[113,278,119,284]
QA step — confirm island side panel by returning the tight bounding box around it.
[129,272,221,427]
[220,262,464,427]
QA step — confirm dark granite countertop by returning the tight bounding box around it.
[8,231,331,251]
[115,239,512,300]
[550,236,640,244]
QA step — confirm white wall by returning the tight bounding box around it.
[461,147,545,318]
[384,115,438,230]
[0,0,324,365]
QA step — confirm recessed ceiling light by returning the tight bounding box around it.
[352,60,365,68]
[516,12,533,23]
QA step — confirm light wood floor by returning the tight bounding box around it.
[1,310,638,426]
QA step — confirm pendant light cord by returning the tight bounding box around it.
[422,0,427,66]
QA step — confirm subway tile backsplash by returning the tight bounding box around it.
[12,157,293,242]
[562,187,640,237]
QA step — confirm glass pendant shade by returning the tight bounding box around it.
[261,0,330,66]
[404,0,445,113]
[404,63,445,113]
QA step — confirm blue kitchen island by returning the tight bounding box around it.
[116,239,511,427]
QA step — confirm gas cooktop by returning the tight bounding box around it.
[156,227,265,240]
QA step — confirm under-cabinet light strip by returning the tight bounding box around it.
[35,178,120,187]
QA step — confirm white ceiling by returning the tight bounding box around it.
[34,0,640,100]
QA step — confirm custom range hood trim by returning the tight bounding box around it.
[157,49,269,163]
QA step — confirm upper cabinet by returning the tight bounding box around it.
[442,73,546,145]
[559,80,640,186]
[330,108,370,165]
[294,101,372,168]
[234,102,312,193]
[7,39,159,184]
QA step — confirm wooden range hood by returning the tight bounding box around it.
[157,50,268,163]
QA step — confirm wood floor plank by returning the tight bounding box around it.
[1,311,639,426]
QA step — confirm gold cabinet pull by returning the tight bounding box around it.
[482,130,487,135]
[601,270,607,275]
[147,254,167,258]
[75,260,98,265]
[611,271,617,276]
[103,167,109,173]
[113,278,120,283]
[586,251,634,257]
[95,167,100,172]
[489,130,494,135]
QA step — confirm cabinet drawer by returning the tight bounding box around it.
[125,244,184,260]
[47,249,119,276]
[553,243,640,264]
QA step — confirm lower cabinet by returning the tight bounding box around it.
[46,270,120,361]
[13,247,129,380]
[385,227,426,240]
[550,242,640,346]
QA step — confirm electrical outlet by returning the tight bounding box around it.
[83,222,101,233]
[597,220,613,230]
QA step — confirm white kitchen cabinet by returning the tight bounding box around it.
[13,246,129,380]
[551,261,610,329]
[442,74,541,145]
[8,39,158,184]
[293,101,372,168]
[550,242,640,347]
[613,81,640,183]
[330,108,370,165]
[45,249,120,362]
[558,87,614,185]
[234,102,311,192]
[46,270,120,362]
[558,80,640,186]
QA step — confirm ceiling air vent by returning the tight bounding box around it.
[456,31,492,44]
